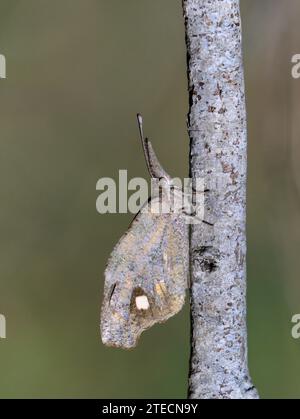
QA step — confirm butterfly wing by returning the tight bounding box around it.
[101,198,189,349]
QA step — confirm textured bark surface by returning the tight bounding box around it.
[182,0,259,399]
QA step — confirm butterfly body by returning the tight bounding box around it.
[101,116,190,349]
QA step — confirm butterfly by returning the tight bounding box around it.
[100,115,190,349]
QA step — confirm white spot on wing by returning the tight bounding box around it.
[135,295,150,310]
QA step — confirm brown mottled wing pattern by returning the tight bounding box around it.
[101,199,189,349]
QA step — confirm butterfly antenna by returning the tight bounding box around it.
[136,114,171,181]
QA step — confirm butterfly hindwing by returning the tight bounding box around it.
[101,197,189,349]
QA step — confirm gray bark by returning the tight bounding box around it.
[182,0,259,399]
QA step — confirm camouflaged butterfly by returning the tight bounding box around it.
[101,115,190,349]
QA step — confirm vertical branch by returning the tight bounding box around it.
[182,0,259,399]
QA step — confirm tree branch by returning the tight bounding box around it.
[182,0,259,399]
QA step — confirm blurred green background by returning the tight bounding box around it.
[0,0,299,399]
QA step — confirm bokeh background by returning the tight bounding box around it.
[0,0,299,399]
